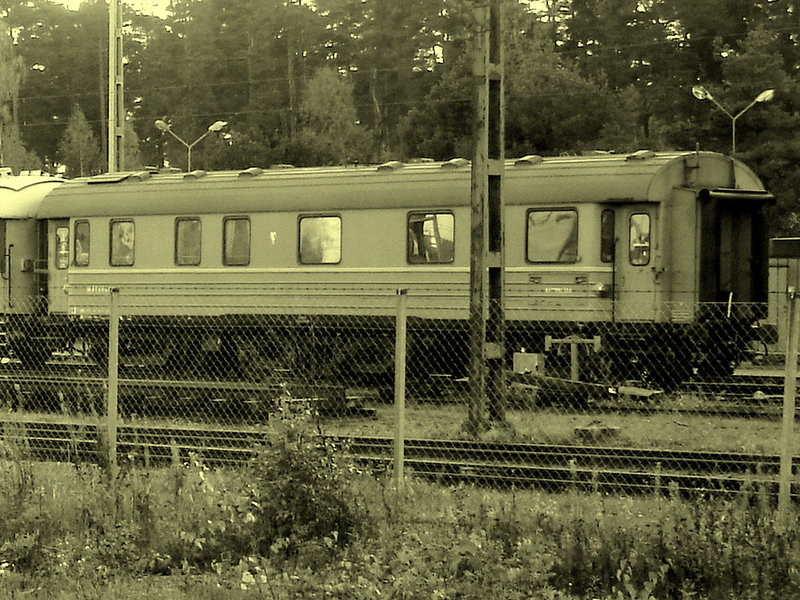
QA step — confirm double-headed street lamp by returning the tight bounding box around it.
[691,85,774,155]
[154,119,228,171]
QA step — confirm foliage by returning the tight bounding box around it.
[0,15,40,171]
[286,68,373,166]
[247,408,372,564]
[504,35,615,156]
[1,122,41,172]
[57,104,101,177]
[122,119,144,171]
[0,439,799,598]
[1,0,800,221]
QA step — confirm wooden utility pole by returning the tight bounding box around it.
[467,0,505,434]
[108,0,124,172]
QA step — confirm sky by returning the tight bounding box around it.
[56,0,171,18]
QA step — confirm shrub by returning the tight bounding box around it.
[247,409,372,564]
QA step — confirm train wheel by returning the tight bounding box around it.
[697,355,735,379]
[641,342,692,391]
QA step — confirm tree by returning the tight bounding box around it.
[399,3,618,159]
[318,0,450,159]
[122,119,143,171]
[131,0,329,169]
[58,104,101,177]
[0,15,41,171]
[2,122,41,172]
[714,27,800,236]
[286,68,371,166]
[7,0,108,164]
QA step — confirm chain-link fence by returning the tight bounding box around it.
[0,288,796,500]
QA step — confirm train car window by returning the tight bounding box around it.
[175,218,201,266]
[526,209,578,263]
[601,210,615,262]
[223,217,250,266]
[55,226,69,269]
[629,213,650,266]
[299,215,341,264]
[110,219,134,266]
[74,220,89,267]
[407,212,454,264]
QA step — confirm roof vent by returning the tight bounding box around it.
[127,170,151,182]
[514,154,543,167]
[87,171,149,184]
[238,167,263,178]
[183,170,207,180]
[626,150,656,161]
[377,160,404,171]
[441,157,469,169]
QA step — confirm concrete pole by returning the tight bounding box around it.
[468,0,505,434]
[778,289,800,527]
[393,289,408,489]
[108,0,124,172]
[107,288,120,477]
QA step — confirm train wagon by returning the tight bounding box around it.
[23,150,772,386]
[0,172,65,363]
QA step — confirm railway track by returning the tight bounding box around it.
[0,418,794,497]
[0,369,373,420]
[680,373,788,398]
[3,359,796,418]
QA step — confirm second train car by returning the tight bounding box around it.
[9,149,774,387]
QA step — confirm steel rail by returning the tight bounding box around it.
[0,419,792,496]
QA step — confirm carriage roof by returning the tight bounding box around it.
[0,175,65,219]
[37,151,768,219]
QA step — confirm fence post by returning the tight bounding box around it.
[778,288,800,528]
[107,288,120,477]
[394,288,408,489]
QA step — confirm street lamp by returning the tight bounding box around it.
[691,85,774,155]
[154,119,228,171]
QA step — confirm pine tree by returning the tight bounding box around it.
[57,105,101,178]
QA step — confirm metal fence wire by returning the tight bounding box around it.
[0,289,797,498]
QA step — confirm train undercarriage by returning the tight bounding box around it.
[1,306,768,394]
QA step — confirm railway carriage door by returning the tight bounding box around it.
[698,190,770,307]
[46,219,70,315]
[614,204,658,321]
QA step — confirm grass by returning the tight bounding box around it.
[3,391,792,457]
[1,381,799,596]
[324,400,795,455]
[0,458,797,599]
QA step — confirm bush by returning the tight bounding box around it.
[247,409,372,564]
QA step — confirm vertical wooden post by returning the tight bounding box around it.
[778,288,800,527]
[107,288,120,477]
[394,289,407,489]
[108,0,124,172]
[468,0,505,434]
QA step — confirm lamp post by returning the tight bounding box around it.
[154,119,228,171]
[691,85,774,155]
